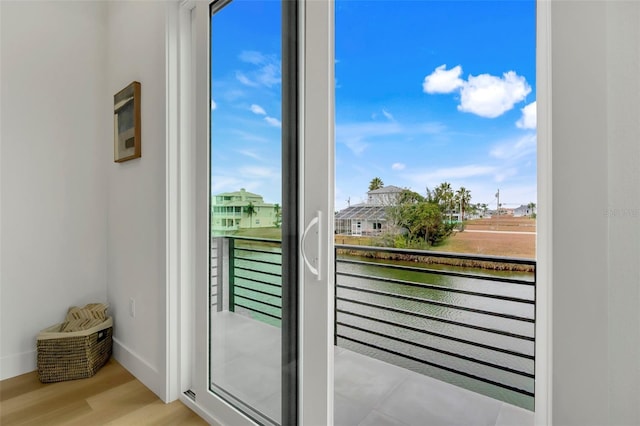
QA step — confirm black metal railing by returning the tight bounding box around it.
[227,237,283,327]
[217,237,536,409]
[334,244,535,409]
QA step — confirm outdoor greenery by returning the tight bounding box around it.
[456,187,471,221]
[368,177,384,191]
[231,227,282,240]
[244,202,256,228]
[367,180,478,249]
[273,203,282,228]
[384,188,456,248]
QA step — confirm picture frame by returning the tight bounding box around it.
[113,81,141,162]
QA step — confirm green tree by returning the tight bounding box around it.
[455,187,472,221]
[467,203,479,218]
[368,177,384,191]
[386,189,453,247]
[477,203,489,218]
[273,203,282,228]
[244,202,256,228]
[397,188,424,204]
[527,202,536,218]
[425,187,435,203]
[434,182,454,222]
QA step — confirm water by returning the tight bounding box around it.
[335,254,535,411]
[229,242,535,411]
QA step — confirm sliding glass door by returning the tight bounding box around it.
[193,1,333,425]
[192,1,536,425]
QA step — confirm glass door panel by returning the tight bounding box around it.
[208,1,289,424]
[334,1,536,424]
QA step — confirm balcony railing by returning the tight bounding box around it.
[212,236,536,411]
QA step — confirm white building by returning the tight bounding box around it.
[211,189,278,231]
[513,204,535,217]
[335,185,403,235]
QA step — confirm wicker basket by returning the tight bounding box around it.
[37,316,113,383]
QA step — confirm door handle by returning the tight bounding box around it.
[301,210,322,281]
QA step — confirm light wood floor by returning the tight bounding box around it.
[0,358,209,425]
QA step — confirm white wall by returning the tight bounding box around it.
[551,1,640,425]
[0,1,171,400]
[605,4,640,424]
[0,1,109,380]
[105,1,169,401]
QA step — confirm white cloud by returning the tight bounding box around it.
[213,178,268,200]
[264,116,281,128]
[231,130,270,143]
[212,163,281,203]
[417,122,447,134]
[423,65,532,119]
[239,50,266,65]
[392,163,406,171]
[222,89,246,101]
[382,109,395,121]
[256,63,280,87]
[422,64,464,94]
[211,175,243,193]
[401,165,499,193]
[250,104,267,115]
[211,100,217,110]
[236,71,258,87]
[236,51,281,88]
[456,183,537,210]
[494,168,518,183]
[408,165,497,183]
[238,166,279,179]
[237,149,262,160]
[344,139,369,156]
[336,122,402,156]
[336,120,444,156]
[516,101,537,129]
[458,71,531,118]
[337,122,402,140]
[490,133,537,161]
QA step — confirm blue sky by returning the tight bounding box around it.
[211,0,536,211]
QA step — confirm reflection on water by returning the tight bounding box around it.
[336,253,535,411]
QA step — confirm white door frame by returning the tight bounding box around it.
[299,0,335,424]
[534,1,552,425]
[174,1,255,424]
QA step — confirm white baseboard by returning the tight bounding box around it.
[112,337,165,401]
[0,350,36,381]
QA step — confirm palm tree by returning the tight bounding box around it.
[435,182,454,222]
[455,187,472,221]
[368,177,384,191]
[245,202,256,228]
[480,203,488,218]
[527,202,536,218]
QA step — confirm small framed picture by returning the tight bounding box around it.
[114,81,141,162]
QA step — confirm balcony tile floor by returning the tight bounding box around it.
[211,312,533,426]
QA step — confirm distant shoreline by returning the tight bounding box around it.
[336,247,535,273]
